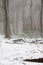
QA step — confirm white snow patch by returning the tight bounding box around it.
[0,34,43,65]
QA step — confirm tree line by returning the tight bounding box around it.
[2,0,43,38]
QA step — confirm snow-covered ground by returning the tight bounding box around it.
[0,34,43,65]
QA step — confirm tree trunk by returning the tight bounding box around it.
[3,0,10,38]
[40,0,43,35]
[30,0,32,31]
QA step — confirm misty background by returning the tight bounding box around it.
[0,0,43,38]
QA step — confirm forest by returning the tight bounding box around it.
[0,0,43,38]
[0,0,43,65]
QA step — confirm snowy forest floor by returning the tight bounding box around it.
[0,35,43,65]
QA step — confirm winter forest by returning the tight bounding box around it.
[0,0,43,65]
[0,0,43,37]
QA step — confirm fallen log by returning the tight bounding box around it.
[23,58,43,63]
[13,39,25,43]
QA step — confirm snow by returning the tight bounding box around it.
[0,34,43,65]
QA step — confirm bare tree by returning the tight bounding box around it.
[3,0,10,38]
[16,0,19,35]
[30,0,32,31]
[22,0,27,33]
[40,0,43,35]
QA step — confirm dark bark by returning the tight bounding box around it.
[23,58,43,63]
